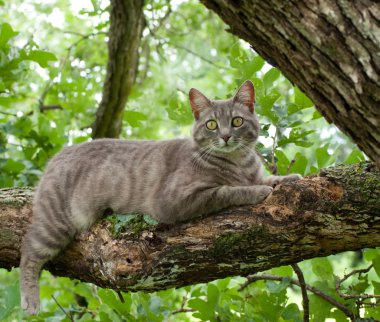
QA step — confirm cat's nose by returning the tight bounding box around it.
[222,135,231,143]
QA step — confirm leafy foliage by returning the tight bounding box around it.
[0,0,377,321]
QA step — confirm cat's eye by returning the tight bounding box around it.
[232,117,244,127]
[205,120,218,130]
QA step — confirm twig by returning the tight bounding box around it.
[116,291,125,303]
[291,264,309,322]
[0,110,17,117]
[336,265,380,299]
[172,308,194,315]
[26,104,63,116]
[51,294,74,322]
[239,274,355,321]
[172,295,194,315]
[286,159,296,175]
[271,126,279,175]
[173,44,229,70]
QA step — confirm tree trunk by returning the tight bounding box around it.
[200,0,380,167]
[0,163,379,292]
[91,0,144,139]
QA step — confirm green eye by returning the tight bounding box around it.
[232,117,244,127]
[206,120,218,130]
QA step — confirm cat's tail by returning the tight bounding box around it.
[20,222,73,315]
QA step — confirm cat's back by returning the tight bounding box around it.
[35,138,193,220]
[47,138,190,169]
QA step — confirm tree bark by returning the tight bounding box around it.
[200,0,380,167]
[0,163,379,292]
[91,0,144,139]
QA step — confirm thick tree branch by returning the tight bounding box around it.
[199,0,380,167]
[0,163,379,293]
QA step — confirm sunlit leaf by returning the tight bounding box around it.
[294,87,313,109]
[343,149,365,164]
[263,68,281,89]
[25,50,57,67]
[0,23,19,48]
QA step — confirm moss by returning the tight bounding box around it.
[0,188,33,208]
[211,225,265,258]
[0,228,18,248]
[322,162,380,208]
[105,213,159,238]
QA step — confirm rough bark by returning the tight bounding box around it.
[91,0,144,139]
[200,0,380,167]
[0,163,379,292]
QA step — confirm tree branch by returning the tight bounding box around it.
[199,0,380,168]
[91,0,145,139]
[291,263,309,322]
[0,163,379,301]
[336,265,380,300]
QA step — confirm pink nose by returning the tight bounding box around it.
[222,136,231,143]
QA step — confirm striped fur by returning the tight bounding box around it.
[20,80,301,314]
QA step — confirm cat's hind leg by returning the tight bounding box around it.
[20,217,74,314]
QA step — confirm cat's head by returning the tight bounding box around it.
[189,80,260,154]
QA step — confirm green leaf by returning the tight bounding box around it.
[166,93,193,125]
[207,283,220,309]
[287,103,301,115]
[278,128,315,147]
[240,56,265,79]
[312,110,323,119]
[343,149,365,164]
[282,303,301,321]
[25,50,57,67]
[294,140,314,147]
[3,159,25,174]
[372,280,380,294]
[0,23,19,48]
[311,258,333,281]
[188,298,214,320]
[263,68,281,89]
[372,255,380,278]
[97,289,132,317]
[275,149,290,175]
[266,277,290,293]
[363,249,380,262]
[351,274,369,294]
[316,144,333,168]
[294,87,313,109]
[271,265,293,277]
[0,283,20,320]
[290,153,308,176]
[124,110,148,127]
[257,88,281,123]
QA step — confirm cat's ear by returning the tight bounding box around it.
[233,80,255,113]
[189,88,211,120]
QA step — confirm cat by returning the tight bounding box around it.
[20,80,301,314]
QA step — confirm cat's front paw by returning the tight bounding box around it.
[268,174,302,187]
[281,174,302,183]
[255,185,273,203]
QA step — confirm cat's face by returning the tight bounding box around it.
[189,80,260,154]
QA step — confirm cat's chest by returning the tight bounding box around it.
[210,166,258,186]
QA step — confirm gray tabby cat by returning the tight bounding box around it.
[20,80,301,314]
